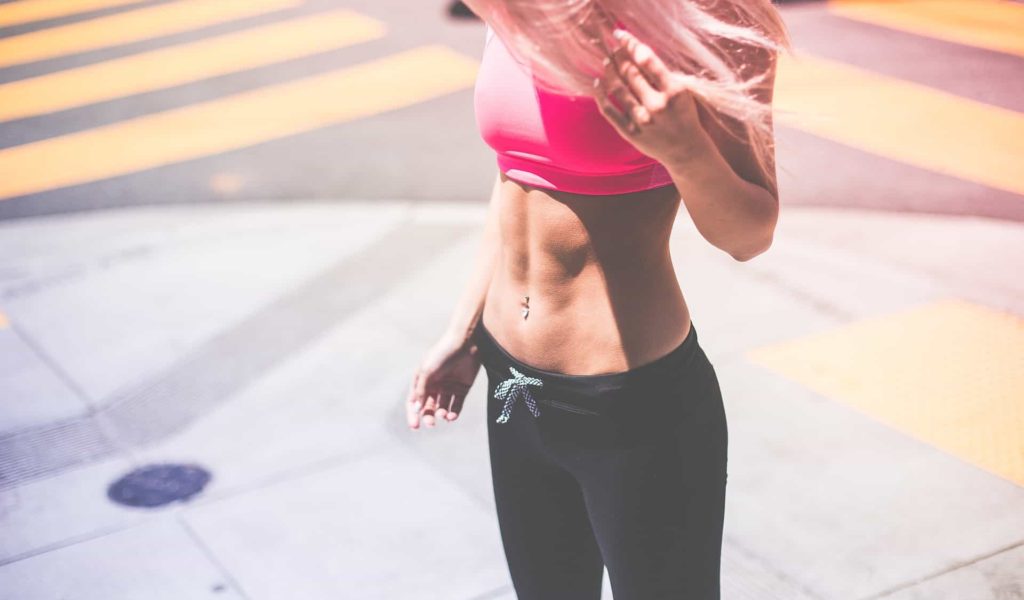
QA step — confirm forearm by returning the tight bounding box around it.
[663,130,778,261]
[446,172,503,345]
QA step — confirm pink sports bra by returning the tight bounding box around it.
[473,25,675,195]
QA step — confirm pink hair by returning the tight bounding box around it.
[463,0,794,194]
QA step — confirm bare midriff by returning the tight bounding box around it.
[481,171,693,376]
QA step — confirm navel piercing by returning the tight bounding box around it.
[521,295,530,320]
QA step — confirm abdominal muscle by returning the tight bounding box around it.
[480,173,693,376]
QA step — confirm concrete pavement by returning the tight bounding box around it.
[1,198,1021,599]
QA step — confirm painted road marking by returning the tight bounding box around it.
[0,10,387,122]
[0,45,480,201]
[748,298,1024,487]
[776,51,1024,197]
[0,0,302,69]
[829,0,1024,57]
[0,0,146,29]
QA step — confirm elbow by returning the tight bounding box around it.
[710,183,779,262]
[728,233,772,262]
[728,209,777,262]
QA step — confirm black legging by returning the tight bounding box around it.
[472,319,728,600]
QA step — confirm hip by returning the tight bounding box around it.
[474,316,726,449]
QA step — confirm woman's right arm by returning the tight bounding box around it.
[407,171,503,428]
[444,170,504,346]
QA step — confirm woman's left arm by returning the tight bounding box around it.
[594,28,779,262]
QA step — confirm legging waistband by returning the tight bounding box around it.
[473,318,702,399]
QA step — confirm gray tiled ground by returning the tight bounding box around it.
[132,308,421,497]
[0,202,410,403]
[0,455,139,564]
[0,329,86,434]
[182,443,510,600]
[0,517,246,600]
[877,544,1024,600]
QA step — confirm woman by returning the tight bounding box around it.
[407,1,791,598]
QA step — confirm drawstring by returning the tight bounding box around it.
[494,366,544,423]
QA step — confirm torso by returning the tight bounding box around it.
[476,24,693,374]
[481,173,693,376]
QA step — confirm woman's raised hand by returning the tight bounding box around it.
[592,28,708,167]
[407,329,483,429]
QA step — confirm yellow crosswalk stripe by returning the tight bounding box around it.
[748,298,1024,486]
[0,0,302,69]
[0,10,387,123]
[776,51,1024,197]
[0,45,480,201]
[0,0,146,28]
[828,0,1024,57]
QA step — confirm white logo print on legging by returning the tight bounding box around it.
[494,366,544,423]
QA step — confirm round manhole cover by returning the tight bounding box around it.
[108,463,211,508]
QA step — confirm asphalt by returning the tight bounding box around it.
[1,1,1023,599]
